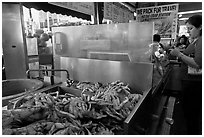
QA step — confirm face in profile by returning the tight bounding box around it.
[186,23,201,39]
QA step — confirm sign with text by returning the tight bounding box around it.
[49,2,94,16]
[104,2,134,23]
[136,4,179,39]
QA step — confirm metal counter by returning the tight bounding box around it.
[58,57,153,93]
[54,57,154,134]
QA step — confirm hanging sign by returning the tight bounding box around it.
[49,2,94,16]
[104,2,134,23]
[136,4,179,39]
[103,2,112,20]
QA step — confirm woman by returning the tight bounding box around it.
[171,15,202,135]
[170,15,202,69]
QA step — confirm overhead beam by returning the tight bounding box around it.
[121,2,135,12]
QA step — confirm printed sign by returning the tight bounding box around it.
[136,4,179,39]
[104,2,112,20]
[104,2,134,23]
[49,2,94,15]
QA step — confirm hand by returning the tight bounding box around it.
[170,48,181,57]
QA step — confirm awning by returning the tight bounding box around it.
[21,2,91,21]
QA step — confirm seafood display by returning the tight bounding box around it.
[3,80,143,135]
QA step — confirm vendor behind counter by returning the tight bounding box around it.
[170,14,202,135]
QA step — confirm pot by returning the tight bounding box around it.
[2,79,43,106]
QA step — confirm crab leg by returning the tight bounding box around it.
[3,120,55,135]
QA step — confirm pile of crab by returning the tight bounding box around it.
[2,80,143,135]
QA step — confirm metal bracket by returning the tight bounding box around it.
[26,69,69,85]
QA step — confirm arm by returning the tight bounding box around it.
[170,48,200,69]
[171,37,202,69]
[178,52,200,69]
[183,42,195,55]
[194,37,202,68]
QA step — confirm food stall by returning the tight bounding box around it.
[2,18,174,135]
[2,2,202,135]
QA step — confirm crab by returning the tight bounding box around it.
[3,120,55,135]
[3,80,143,135]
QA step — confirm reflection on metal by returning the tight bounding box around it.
[80,40,111,50]
[165,117,174,125]
[88,51,130,61]
[52,22,154,62]
[60,57,153,92]
[2,3,28,79]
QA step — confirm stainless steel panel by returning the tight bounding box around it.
[2,3,27,79]
[52,22,154,62]
[88,51,130,61]
[60,57,153,92]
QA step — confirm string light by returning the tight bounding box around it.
[178,10,202,15]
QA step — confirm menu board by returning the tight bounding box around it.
[136,4,179,39]
[104,2,134,23]
[49,2,94,15]
[112,4,119,22]
[103,2,112,20]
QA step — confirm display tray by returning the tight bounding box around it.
[3,82,151,135]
